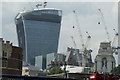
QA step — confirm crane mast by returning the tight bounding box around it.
[98,9,119,54]
[98,9,111,42]
[70,36,76,48]
[112,29,118,47]
[73,10,85,49]
[85,31,91,50]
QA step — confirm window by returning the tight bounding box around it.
[112,61,114,69]
[2,61,7,67]
[102,47,107,50]
[102,57,107,68]
[2,51,7,57]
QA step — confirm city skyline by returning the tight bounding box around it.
[1,2,118,65]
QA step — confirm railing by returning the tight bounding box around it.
[0,75,79,80]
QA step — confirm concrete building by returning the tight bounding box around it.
[95,42,116,73]
[15,8,62,69]
[48,53,66,68]
[48,47,93,74]
[65,47,93,67]
[0,38,23,75]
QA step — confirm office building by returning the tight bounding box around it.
[35,55,42,69]
[0,38,23,75]
[35,52,55,69]
[15,8,62,69]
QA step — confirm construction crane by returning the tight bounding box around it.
[112,29,118,47]
[70,36,76,48]
[112,29,119,55]
[84,31,92,57]
[70,36,82,66]
[72,11,93,67]
[73,10,92,53]
[98,9,120,55]
[73,10,85,49]
[98,9,111,42]
[85,31,91,50]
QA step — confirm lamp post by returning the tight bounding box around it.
[64,61,67,78]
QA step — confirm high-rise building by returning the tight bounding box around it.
[15,8,62,69]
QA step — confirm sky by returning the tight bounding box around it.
[0,1,119,64]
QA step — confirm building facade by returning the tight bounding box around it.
[22,62,41,76]
[0,38,23,75]
[95,42,116,73]
[15,8,62,69]
[48,53,66,68]
[48,47,93,71]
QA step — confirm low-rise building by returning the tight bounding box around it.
[48,47,93,74]
[95,42,116,73]
[48,53,66,68]
[0,38,23,75]
[22,61,42,76]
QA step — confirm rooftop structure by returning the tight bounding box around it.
[48,47,93,73]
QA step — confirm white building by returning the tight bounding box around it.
[61,65,90,74]
[95,42,116,73]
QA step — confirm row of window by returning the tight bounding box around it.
[0,60,22,69]
[2,51,8,58]
[2,51,22,60]
[1,78,23,80]
[32,10,62,16]
[2,61,7,67]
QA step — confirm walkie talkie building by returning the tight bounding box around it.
[15,8,62,69]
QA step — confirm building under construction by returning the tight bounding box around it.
[48,47,93,70]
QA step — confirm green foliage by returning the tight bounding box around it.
[111,65,120,74]
[48,67,64,75]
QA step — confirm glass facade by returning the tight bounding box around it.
[15,8,62,69]
[35,55,42,69]
[46,53,55,69]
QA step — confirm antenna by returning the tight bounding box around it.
[43,2,47,8]
[36,2,47,9]
[36,4,42,9]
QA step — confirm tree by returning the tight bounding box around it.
[48,67,64,75]
[111,65,120,74]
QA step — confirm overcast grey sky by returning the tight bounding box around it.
[1,1,119,64]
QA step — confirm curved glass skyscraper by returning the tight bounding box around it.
[15,8,62,69]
